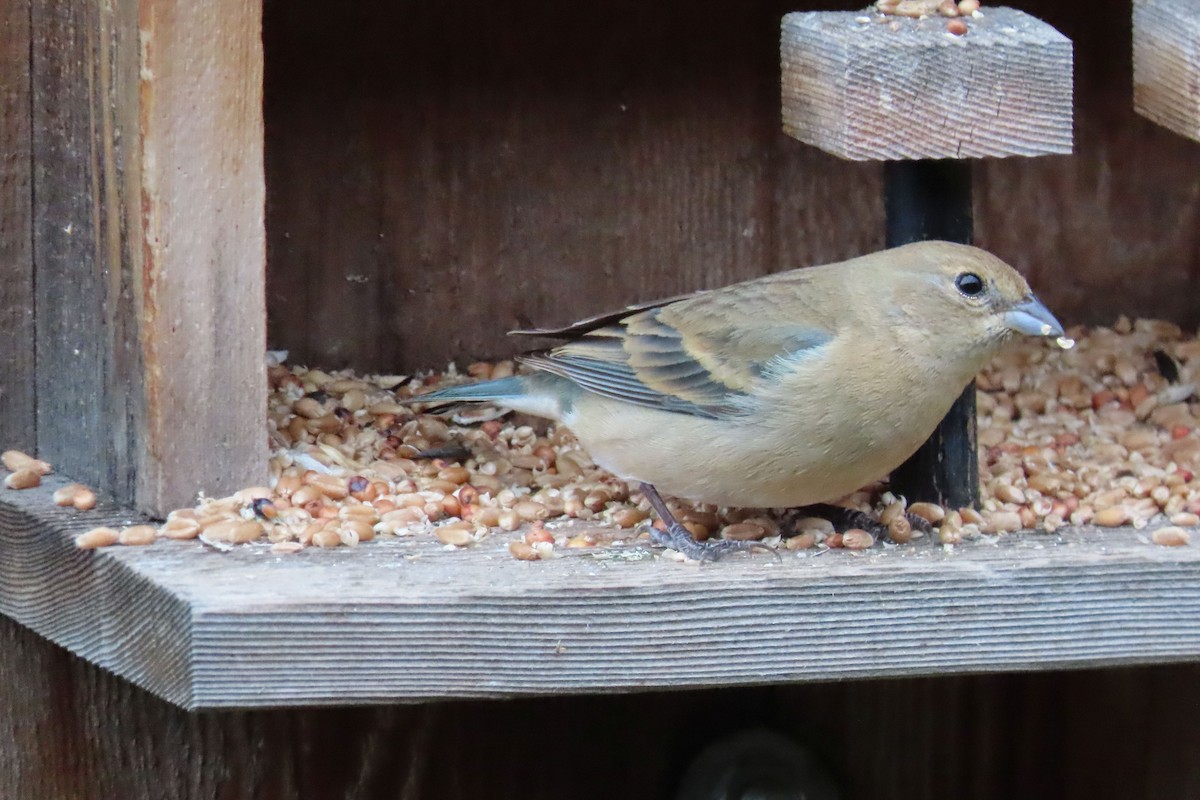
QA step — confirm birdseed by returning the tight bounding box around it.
[5,316,1194,558]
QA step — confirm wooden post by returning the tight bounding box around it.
[884,160,979,509]
[1133,0,1200,143]
[0,0,36,456]
[27,0,267,516]
[781,7,1073,507]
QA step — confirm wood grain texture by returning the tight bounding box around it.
[134,0,268,513]
[29,0,266,515]
[264,0,1199,373]
[1133,0,1200,142]
[4,614,1200,800]
[263,0,883,373]
[4,473,1200,710]
[0,0,35,454]
[31,0,143,503]
[781,8,1074,160]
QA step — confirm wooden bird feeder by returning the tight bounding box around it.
[781,7,1073,509]
[4,1,1200,797]
[1133,0,1200,142]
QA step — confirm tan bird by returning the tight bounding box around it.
[416,241,1066,558]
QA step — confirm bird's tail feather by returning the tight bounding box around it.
[413,376,529,404]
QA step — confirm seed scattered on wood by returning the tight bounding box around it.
[721,521,771,541]
[1094,507,1130,527]
[887,516,913,543]
[72,487,98,511]
[162,516,202,539]
[946,18,968,35]
[119,525,157,546]
[53,483,91,507]
[75,527,120,549]
[908,502,945,524]
[1151,526,1191,547]
[842,529,875,550]
[509,541,540,561]
[436,524,474,547]
[203,520,265,544]
[2,450,51,475]
[4,468,41,490]
[785,532,817,550]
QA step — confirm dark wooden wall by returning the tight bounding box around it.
[263,0,1200,373]
[4,614,1200,800]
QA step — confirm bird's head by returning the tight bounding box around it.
[887,241,1067,358]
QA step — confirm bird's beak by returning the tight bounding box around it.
[1003,294,1064,338]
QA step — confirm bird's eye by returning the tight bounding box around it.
[955,272,985,297]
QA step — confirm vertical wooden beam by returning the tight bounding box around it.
[135,0,267,512]
[885,160,979,509]
[29,0,265,515]
[0,0,36,455]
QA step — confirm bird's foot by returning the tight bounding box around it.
[637,481,777,562]
[649,523,771,562]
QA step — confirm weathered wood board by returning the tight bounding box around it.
[1133,0,1200,142]
[3,473,1200,710]
[0,0,36,455]
[780,7,1074,160]
[27,0,267,515]
[4,611,1200,800]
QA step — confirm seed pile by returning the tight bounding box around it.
[867,0,982,36]
[5,317,1200,558]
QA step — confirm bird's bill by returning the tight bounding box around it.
[1003,295,1064,338]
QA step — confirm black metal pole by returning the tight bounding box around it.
[884,160,979,510]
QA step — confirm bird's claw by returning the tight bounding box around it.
[649,523,777,562]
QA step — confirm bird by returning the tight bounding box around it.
[413,241,1066,559]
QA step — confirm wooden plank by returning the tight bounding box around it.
[30,0,266,515]
[3,473,1200,710]
[1133,0,1200,142]
[780,8,1074,161]
[31,0,140,502]
[5,613,1200,800]
[0,0,36,455]
[134,0,268,513]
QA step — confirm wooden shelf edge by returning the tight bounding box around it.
[4,474,1200,711]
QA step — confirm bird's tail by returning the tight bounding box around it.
[414,376,529,404]
[412,375,568,422]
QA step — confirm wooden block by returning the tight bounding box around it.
[29,0,266,515]
[781,8,1074,160]
[133,0,268,513]
[1134,0,1200,142]
[5,476,1200,710]
[0,0,36,455]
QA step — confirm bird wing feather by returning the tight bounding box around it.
[517,275,834,418]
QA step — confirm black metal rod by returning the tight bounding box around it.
[884,160,979,510]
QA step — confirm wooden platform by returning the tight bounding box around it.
[1,474,1198,711]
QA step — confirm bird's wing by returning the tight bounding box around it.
[508,291,704,339]
[518,294,833,419]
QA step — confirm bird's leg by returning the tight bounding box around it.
[638,483,763,561]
